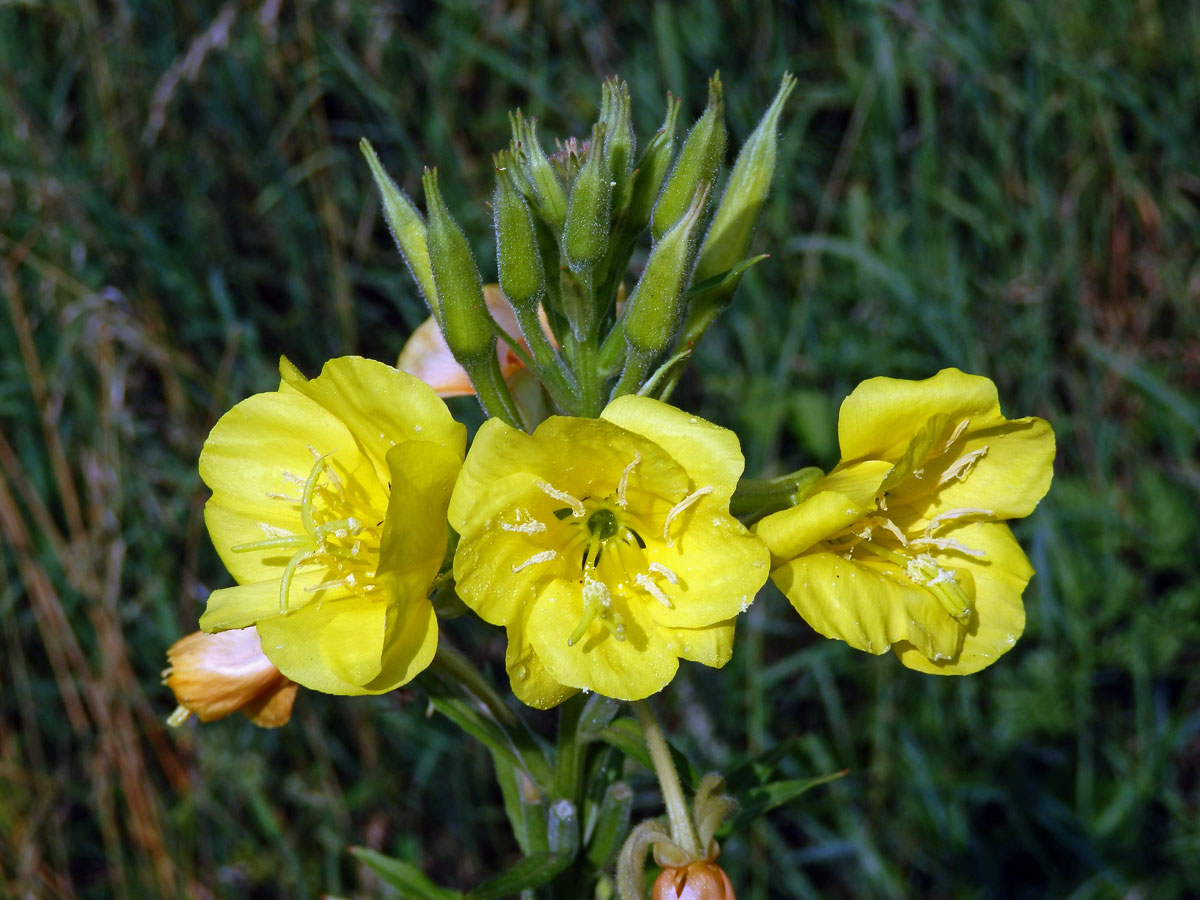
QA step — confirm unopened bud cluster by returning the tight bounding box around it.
[363,72,796,426]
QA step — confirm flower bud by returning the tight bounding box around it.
[652,861,736,900]
[622,183,710,361]
[622,93,681,236]
[422,167,496,363]
[563,122,612,277]
[692,72,796,287]
[651,73,726,241]
[514,112,569,231]
[601,77,636,216]
[360,139,439,316]
[423,169,524,426]
[494,152,545,310]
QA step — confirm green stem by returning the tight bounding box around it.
[510,301,579,411]
[465,351,526,429]
[553,693,587,802]
[632,699,701,859]
[426,643,554,790]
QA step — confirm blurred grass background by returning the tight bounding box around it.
[2,1,1198,898]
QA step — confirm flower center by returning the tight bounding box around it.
[515,454,704,647]
[232,448,384,614]
[823,418,999,624]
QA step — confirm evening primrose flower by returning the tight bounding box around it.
[449,397,769,707]
[199,356,466,695]
[755,368,1054,674]
[164,627,297,728]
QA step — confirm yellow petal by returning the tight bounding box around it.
[200,580,289,632]
[365,597,439,693]
[256,598,387,694]
[644,499,769,629]
[672,618,736,668]
[452,472,573,625]
[754,462,891,562]
[448,418,546,532]
[894,522,1030,674]
[526,581,679,701]
[503,611,578,709]
[279,356,466,480]
[904,417,1056,521]
[838,368,1003,462]
[201,391,379,584]
[772,551,962,660]
[379,441,461,599]
[601,395,745,500]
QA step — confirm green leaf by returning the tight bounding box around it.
[723,770,850,834]
[723,736,807,793]
[685,253,769,300]
[465,852,572,900]
[350,847,464,900]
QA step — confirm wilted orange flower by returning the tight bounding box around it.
[164,627,298,728]
[398,284,534,396]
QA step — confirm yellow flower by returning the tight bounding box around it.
[755,368,1054,674]
[198,356,466,695]
[449,396,769,707]
[164,627,298,728]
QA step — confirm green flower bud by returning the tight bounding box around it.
[678,73,797,354]
[623,94,681,235]
[651,73,726,241]
[600,78,636,215]
[422,168,494,362]
[514,112,568,231]
[622,183,710,361]
[494,151,545,310]
[563,122,612,277]
[423,168,523,427]
[693,72,796,285]
[360,139,439,316]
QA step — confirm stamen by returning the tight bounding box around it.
[265,491,302,503]
[877,517,908,545]
[663,486,712,548]
[616,454,641,509]
[938,447,988,485]
[906,553,971,622]
[299,455,330,534]
[305,576,350,593]
[313,516,362,541]
[568,576,624,646]
[501,508,548,534]
[635,572,673,608]
[936,418,970,454]
[925,507,994,532]
[648,561,679,584]
[535,480,585,517]
[910,536,986,557]
[279,548,319,613]
[512,549,557,573]
[232,534,309,553]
